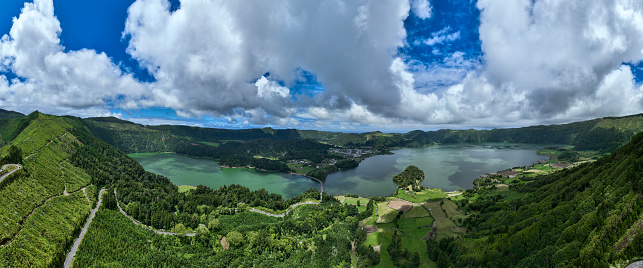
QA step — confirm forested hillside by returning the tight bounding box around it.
[84,113,643,154]
[403,114,643,152]
[83,117,189,153]
[0,112,95,267]
[0,109,24,120]
[82,117,339,173]
[0,112,34,147]
[434,131,643,267]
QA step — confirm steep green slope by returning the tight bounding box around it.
[0,112,94,267]
[149,124,272,141]
[73,208,196,267]
[0,112,37,147]
[435,131,643,267]
[83,117,187,153]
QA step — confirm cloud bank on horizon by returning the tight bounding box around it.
[1,0,643,131]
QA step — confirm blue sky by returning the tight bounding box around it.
[1,0,643,132]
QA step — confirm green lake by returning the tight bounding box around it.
[128,153,318,199]
[129,143,548,198]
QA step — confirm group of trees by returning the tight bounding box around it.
[0,145,22,166]
[393,165,425,190]
[335,159,359,169]
[557,150,579,162]
[305,159,361,180]
[387,229,421,267]
[218,155,290,172]
[426,238,456,267]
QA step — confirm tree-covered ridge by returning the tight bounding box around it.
[393,165,425,189]
[84,112,643,154]
[434,131,643,267]
[410,113,643,151]
[0,112,95,267]
[82,118,337,173]
[82,117,188,153]
[0,111,39,147]
[0,109,24,120]
[0,145,22,166]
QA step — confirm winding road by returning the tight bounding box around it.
[249,200,321,217]
[0,164,21,184]
[64,189,106,268]
[627,260,643,268]
[248,176,325,217]
[114,190,196,236]
[111,175,325,236]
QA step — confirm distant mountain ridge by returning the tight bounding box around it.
[0,109,24,120]
[82,113,643,153]
[1,108,642,154]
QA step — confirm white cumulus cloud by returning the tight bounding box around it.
[1,0,643,130]
[411,0,432,20]
[476,0,643,118]
[0,0,147,115]
[124,0,411,121]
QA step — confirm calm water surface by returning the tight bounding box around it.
[324,143,549,196]
[128,153,318,199]
[130,143,548,198]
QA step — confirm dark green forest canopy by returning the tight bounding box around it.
[393,165,425,188]
[0,109,24,120]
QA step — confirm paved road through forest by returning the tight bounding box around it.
[64,189,106,268]
[248,200,321,217]
[114,190,196,236]
[0,164,21,184]
[248,176,324,217]
[627,260,643,268]
[111,175,325,234]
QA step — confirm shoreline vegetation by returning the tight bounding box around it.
[156,143,591,201]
